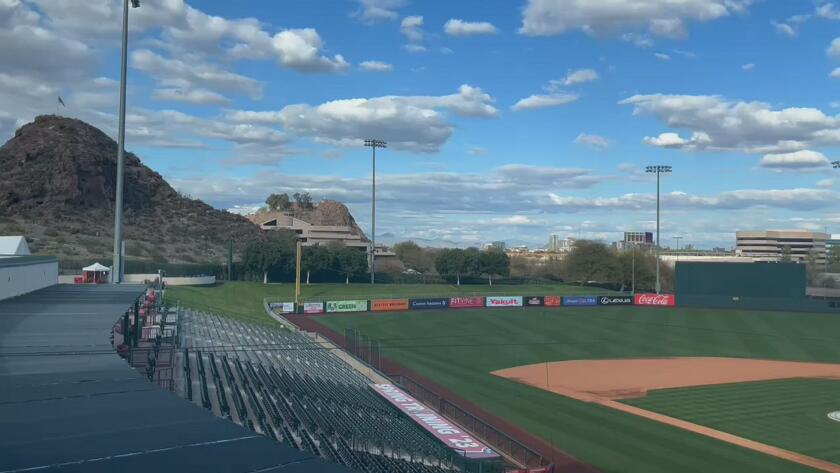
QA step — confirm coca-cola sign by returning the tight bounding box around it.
[634,293,676,307]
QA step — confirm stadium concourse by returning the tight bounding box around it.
[0,285,351,473]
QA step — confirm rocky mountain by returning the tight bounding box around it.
[0,115,265,264]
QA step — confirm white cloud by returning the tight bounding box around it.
[512,94,579,111]
[829,38,840,60]
[817,3,840,20]
[520,0,754,39]
[468,146,488,156]
[742,63,755,71]
[654,52,672,60]
[817,179,835,188]
[549,188,838,212]
[131,49,262,99]
[444,19,498,37]
[621,94,840,153]
[759,150,831,170]
[401,15,425,50]
[561,69,599,86]
[353,0,407,23]
[574,133,611,149]
[152,88,230,106]
[772,21,796,37]
[832,67,840,79]
[359,60,394,72]
[271,29,349,73]
[229,85,498,153]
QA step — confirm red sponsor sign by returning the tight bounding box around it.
[370,384,498,459]
[371,299,410,311]
[449,297,485,308]
[634,293,676,306]
[544,296,562,307]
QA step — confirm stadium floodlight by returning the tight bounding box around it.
[364,139,387,285]
[111,0,140,283]
[646,165,672,294]
[833,161,840,169]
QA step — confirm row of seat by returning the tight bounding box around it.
[176,310,469,473]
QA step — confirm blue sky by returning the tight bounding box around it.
[2,0,839,248]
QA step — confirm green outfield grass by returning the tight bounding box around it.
[165,281,614,325]
[316,306,840,473]
[624,378,840,465]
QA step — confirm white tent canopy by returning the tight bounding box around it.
[83,262,111,272]
[0,236,31,256]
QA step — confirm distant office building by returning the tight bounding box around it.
[624,232,654,247]
[489,241,506,251]
[547,234,575,252]
[736,230,828,264]
[828,234,840,250]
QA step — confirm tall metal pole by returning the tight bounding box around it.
[112,0,133,284]
[364,139,386,285]
[371,144,376,285]
[655,170,661,294]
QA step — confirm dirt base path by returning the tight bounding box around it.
[494,357,840,473]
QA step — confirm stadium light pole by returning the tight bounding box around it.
[364,139,386,285]
[111,0,141,284]
[646,165,672,294]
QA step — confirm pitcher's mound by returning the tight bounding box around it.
[493,357,840,401]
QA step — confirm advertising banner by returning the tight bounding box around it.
[449,297,485,308]
[562,296,598,307]
[635,294,676,307]
[372,299,410,312]
[370,384,499,459]
[524,296,544,307]
[326,300,369,313]
[598,296,634,306]
[269,302,296,314]
[410,298,449,310]
[544,296,562,307]
[303,302,324,314]
[486,296,523,307]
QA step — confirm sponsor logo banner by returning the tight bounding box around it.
[370,384,499,459]
[486,296,523,307]
[410,298,449,310]
[269,302,296,314]
[544,296,562,307]
[562,296,598,306]
[524,296,544,307]
[634,294,676,307]
[449,297,485,308]
[303,302,324,314]
[598,296,634,306]
[372,299,410,312]
[326,300,369,313]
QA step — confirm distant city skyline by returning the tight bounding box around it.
[2,0,839,248]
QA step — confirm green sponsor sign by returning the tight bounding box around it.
[326,299,368,313]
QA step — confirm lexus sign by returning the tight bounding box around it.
[598,296,634,306]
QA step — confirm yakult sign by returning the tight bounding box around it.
[634,293,676,307]
[370,384,498,459]
[486,296,523,307]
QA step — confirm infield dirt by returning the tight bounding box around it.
[495,357,840,473]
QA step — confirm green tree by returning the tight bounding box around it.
[265,193,291,211]
[293,192,314,209]
[617,249,657,292]
[301,245,332,284]
[780,245,792,262]
[393,241,432,273]
[435,248,466,285]
[241,230,296,283]
[479,249,510,286]
[331,244,368,284]
[565,240,621,284]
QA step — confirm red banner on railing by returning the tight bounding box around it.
[370,384,499,459]
[634,293,676,306]
[449,297,485,308]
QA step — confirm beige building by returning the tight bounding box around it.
[248,211,371,252]
[736,230,828,264]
